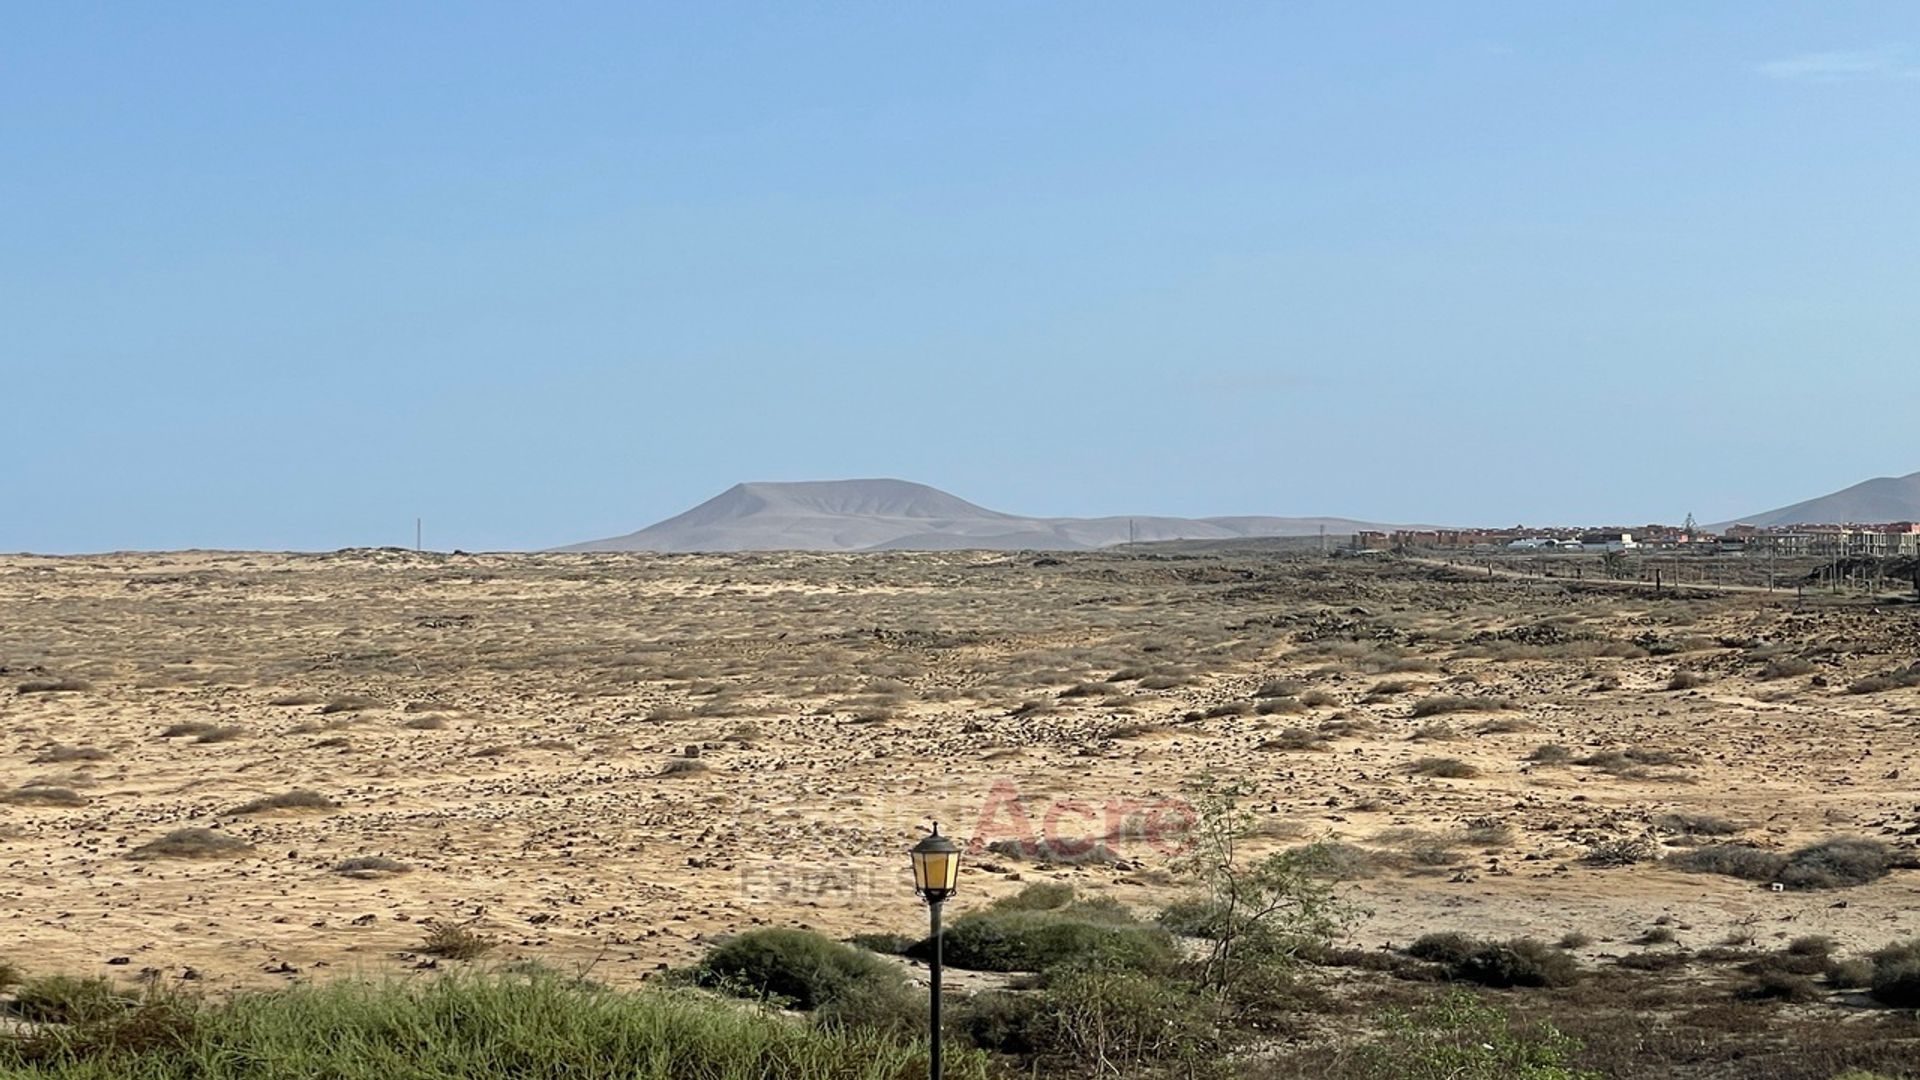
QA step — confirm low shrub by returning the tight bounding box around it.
[1345,990,1595,1079]
[421,923,497,961]
[1777,838,1892,889]
[1406,934,1579,988]
[1667,838,1890,890]
[319,695,383,714]
[1868,940,1920,1006]
[1256,696,1306,715]
[1585,836,1660,867]
[982,837,1121,865]
[702,928,903,1010]
[17,679,91,695]
[333,856,409,878]
[129,829,253,861]
[1666,669,1709,691]
[1028,966,1219,1073]
[230,790,336,814]
[910,904,1172,975]
[0,786,87,807]
[1848,664,1920,695]
[1760,656,1815,680]
[1408,757,1479,779]
[845,933,915,955]
[30,745,108,764]
[1259,727,1328,751]
[1827,957,1874,989]
[1653,812,1741,837]
[1410,695,1512,718]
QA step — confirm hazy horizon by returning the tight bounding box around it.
[6,5,1918,553]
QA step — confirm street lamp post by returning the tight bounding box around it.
[909,824,961,1080]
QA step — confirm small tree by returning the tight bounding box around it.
[1169,777,1357,994]
[1600,549,1628,580]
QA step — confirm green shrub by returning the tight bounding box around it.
[1405,934,1579,988]
[989,882,1075,911]
[845,933,915,955]
[702,928,904,1010]
[1407,932,1480,967]
[1826,957,1874,989]
[911,906,1172,974]
[1868,940,1920,1006]
[1030,967,1219,1073]
[955,990,1041,1055]
[810,977,925,1039]
[1347,991,1598,1079]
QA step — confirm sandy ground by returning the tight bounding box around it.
[2,548,1918,992]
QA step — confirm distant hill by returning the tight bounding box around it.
[556,479,1402,553]
[1719,470,1920,529]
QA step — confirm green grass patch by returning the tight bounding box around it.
[0,975,984,1079]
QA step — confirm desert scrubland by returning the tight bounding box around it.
[4,546,1920,1076]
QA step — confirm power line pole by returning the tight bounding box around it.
[416,518,422,553]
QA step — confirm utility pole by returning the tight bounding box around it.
[416,518,422,553]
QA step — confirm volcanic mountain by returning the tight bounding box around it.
[557,479,1397,553]
[1719,470,1920,529]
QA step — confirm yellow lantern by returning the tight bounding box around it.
[910,824,961,904]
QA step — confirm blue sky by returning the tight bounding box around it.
[4,4,1917,552]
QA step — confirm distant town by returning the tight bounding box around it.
[1359,520,1920,558]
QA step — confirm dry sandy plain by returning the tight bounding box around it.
[4,546,1919,1005]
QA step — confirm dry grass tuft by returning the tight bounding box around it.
[319,695,383,714]
[420,922,497,960]
[230,789,338,815]
[334,855,411,878]
[30,745,109,764]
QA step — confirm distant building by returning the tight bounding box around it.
[1579,532,1636,553]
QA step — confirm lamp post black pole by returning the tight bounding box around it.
[929,897,944,1080]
